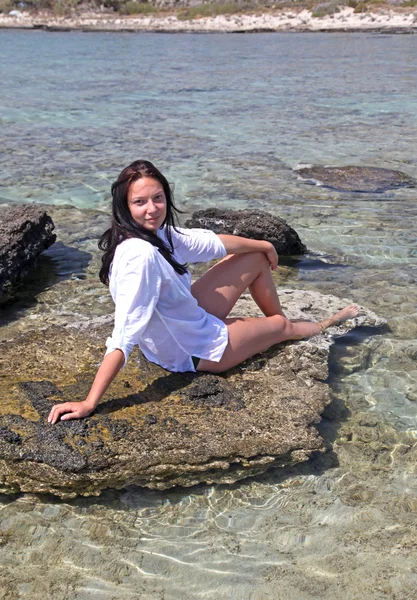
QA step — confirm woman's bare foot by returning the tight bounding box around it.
[318,304,360,332]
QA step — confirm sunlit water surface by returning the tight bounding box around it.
[1,30,416,599]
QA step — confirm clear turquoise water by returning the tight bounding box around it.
[1,29,416,599]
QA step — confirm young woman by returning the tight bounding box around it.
[48,160,358,424]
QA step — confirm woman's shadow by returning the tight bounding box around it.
[94,369,206,417]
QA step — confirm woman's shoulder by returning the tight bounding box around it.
[114,237,158,264]
[161,225,211,243]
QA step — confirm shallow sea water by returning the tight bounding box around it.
[0,30,416,599]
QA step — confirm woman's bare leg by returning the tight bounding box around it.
[191,252,285,320]
[197,315,318,373]
[197,305,359,373]
[318,305,360,332]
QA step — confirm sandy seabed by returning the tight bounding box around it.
[1,7,417,33]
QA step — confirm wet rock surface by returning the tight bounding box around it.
[185,208,307,255]
[295,165,417,193]
[0,290,385,499]
[0,205,56,302]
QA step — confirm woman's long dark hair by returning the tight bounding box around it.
[99,160,187,285]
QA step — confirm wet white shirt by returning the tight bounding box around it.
[105,226,228,372]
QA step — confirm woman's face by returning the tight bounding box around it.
[127,176,167,233]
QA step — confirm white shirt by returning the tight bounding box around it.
[105,226,228,372]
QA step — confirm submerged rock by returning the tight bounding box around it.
[295,165,417,193]
[185,208,307,255]
[0,205,56,302]
[0,290,385,499]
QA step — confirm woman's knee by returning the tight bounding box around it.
[270,314,297,338]
[239,250,270,277]
[249,250,269,265]
[271,315,316,341]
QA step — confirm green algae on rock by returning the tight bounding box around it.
[295,165,417,193]
[0,291,386,499]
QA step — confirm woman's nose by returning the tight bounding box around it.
[147,200,158,213]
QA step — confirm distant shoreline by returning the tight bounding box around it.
[1,7,417,34]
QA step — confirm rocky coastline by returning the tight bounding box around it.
[2,6,417,33]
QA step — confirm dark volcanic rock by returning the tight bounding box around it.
[0,204,56,301]
[181,375,245,411]
[185,208,306,255]
[295,165,417,193]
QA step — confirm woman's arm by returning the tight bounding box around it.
[48,245,163,425]
[217,234,278,270]
[48,349,125,424]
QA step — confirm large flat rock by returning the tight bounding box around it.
[0,291,385,499]
[295,165,417,193]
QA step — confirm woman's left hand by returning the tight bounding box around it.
[265,243,279,271]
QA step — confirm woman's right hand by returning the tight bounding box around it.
[47,350,125,425]
[48,400,94,425]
